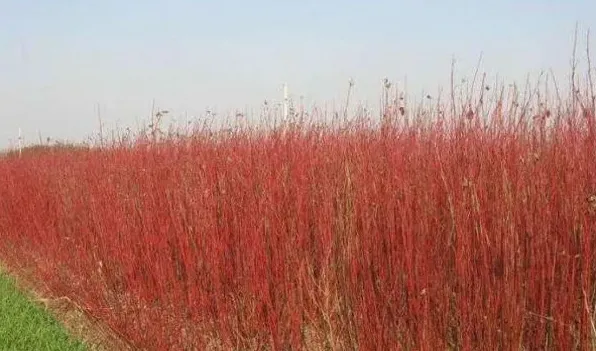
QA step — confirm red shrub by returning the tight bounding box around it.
[1,97,596,350]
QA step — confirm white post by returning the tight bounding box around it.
[18,128,22,157]
[283,83,289,121]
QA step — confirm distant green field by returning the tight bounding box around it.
[0,272,87,351]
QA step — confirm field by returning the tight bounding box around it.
[1,73,596,350]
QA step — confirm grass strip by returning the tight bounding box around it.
[0,271,87,351]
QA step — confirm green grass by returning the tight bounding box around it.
[0,272,87,351]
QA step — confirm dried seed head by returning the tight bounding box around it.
[588,194,596,210]
[383,78,392,90]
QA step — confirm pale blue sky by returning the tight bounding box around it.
[0,1,594,147]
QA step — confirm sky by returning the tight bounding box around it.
[0,0,595,148]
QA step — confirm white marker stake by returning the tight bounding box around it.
[18,128,22,157]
